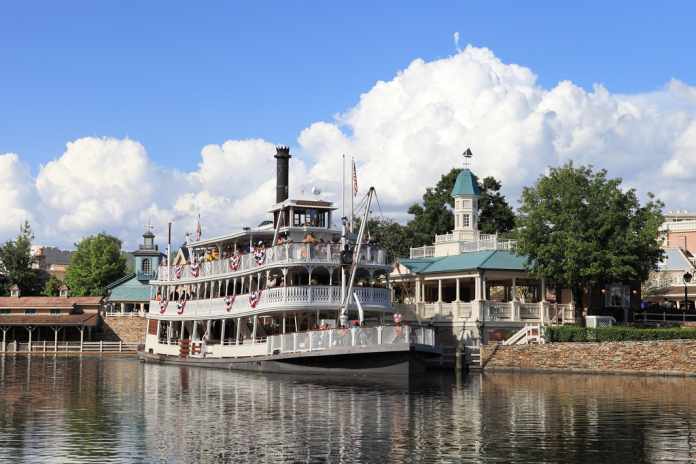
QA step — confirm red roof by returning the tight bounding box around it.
[0,296,102,309]
[0,312,98,327]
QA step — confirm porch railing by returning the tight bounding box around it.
[409,301,575,324]
[1,340,140,354]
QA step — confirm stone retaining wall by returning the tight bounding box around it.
[481,340,696,376]
[101,316,147,343]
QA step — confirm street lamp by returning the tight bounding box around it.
[683,272,692,313]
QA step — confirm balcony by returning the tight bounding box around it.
[152,286,391,319]
[155,243,389,283]
[407,300,576,324]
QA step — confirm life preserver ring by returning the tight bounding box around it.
[224,295,236,312]
[177,298,187,315]
[159,300,168,314]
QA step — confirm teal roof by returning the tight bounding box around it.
[451,169,480,197]
[400,250,528,275]
[106,274,151,302]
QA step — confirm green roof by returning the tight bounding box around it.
[106,274,151,302]
[400,250,528,274]
[451,169,480,197]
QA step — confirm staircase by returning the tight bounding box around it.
[467,346,482,370]
[503,324,544,346]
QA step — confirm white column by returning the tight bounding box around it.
[206,320,212,340]
[251,315,258,342]
[220,319,226,344]
[415,278,421,303]
[438,279,443,303]
[475,275,482,300]
[455,278,461,302]
[79,327,84,351]
[512,277,517,302]
[540,278,546,301]
[282,313,286,334]
[235,318,241,344]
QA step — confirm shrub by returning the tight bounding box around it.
[544,326,696,343]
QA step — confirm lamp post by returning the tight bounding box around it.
[683,272,692,315]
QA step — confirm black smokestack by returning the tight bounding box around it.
[274,146,291,203]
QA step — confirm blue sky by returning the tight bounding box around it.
[2,2,694,173]
[2,2,696,247]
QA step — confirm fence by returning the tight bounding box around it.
[1,340,140,354]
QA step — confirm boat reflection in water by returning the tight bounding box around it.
[2,357,696,463]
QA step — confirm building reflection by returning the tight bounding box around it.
[2,356,696,463]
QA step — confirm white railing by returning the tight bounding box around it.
[267,325,436,356]
[156,243,387,282]
[519,303,540,320]
[486,302,513,320]
[153,286,392,318]
[409,246,436,259]
[1,340,140,353]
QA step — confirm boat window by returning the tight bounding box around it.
[293,209,326,227]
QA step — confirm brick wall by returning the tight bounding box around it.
[481,340,696,376]
[101,316,147,343]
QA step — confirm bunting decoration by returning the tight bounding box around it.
[249,289,262,308]
[190,260,200,278]
[224,295,236,312]
[253,247,266,266]
[175,265,183,279]
[159,299,168,314]
[229,253,241,271]
[177,298,187,315]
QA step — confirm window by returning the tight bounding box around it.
[142,258,151,273]
[0,309,9,315]
[24,309,36,315]
[605,285,630,308]
[462,214,470,228]
[50,309,61,315]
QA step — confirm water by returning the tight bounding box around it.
[1,357,696,463]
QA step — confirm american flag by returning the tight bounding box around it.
[352,159,358,197]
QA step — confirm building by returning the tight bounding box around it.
[661,211,696,255]
[104,227,164,315]
[0,284,101,350]
[30,246,73,280]
[390,152,639,348]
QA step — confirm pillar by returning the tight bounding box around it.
[220,319,226,344]
[140,303,145,316]
[512,277,517,302]
[282,313,286,334]
[206,320,212,340]
[438,280,443,302]
[235,318,241,344]
[2,327,7,352]
[540,278,546,302]
[79,326,84,351]
[415,278,422,303]
[120,302,126,313]
[251,315,258,342]
[53,327,59,351]
[27,327,33,351]
[474,275,482,300]
[282,268,288,287]
[455,278,461,302]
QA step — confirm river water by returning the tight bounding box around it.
[1,357,696,463]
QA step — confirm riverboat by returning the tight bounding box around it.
[139,147,439,375]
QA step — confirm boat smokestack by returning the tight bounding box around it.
[274,145,291,203]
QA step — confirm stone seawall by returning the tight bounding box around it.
[101,316,147,343]
[481,340,696,376]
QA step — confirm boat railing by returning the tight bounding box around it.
[157,242,388,281]
[267,325,436,355]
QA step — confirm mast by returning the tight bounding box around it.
[341,154,346,223]
[339,186,375,325]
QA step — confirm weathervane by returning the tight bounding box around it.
[462,148,473,169]
[145,218,154,234]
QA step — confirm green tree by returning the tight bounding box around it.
[43,275,63,296]
[516,163,664,312]
[365,218,418,262]
[65,233,127,296]
[406,168,515,245]
[0,221,46,295]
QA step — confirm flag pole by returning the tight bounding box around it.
[341,154,346,222]
[350,156,354,234]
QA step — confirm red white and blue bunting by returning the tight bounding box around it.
[229,253,241,272]
[224,295,236,312]
[159,299,168,314]
[190,261,200,278]
[249,290,262,308]
[177,298,187,315]
[253,247,266,266]
[175,265,183,279]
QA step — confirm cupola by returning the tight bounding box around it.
[451,148,480,241]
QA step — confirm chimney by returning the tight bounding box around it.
[274,146,291,203]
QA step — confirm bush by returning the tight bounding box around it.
[544,325,696,343]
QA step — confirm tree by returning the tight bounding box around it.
[406,168,515,245]
[0,221,46,295]
[516,163,664,311]
[64,233,127,296]
[43,275,63,296]
[365,218,418,262]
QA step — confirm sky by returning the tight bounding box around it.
[1,2,696,249]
